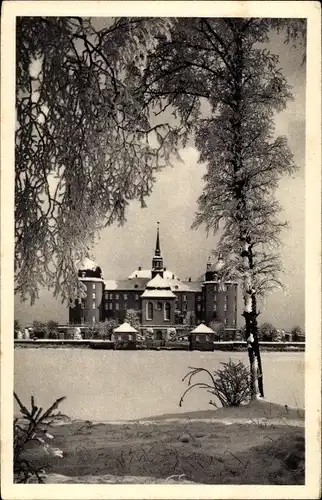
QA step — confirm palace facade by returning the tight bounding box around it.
[69,224,238,337]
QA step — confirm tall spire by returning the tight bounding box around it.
[155,221,161,256]
[152,221,163,278]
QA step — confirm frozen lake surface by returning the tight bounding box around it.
[14,349,304,421]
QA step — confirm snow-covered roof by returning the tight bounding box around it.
[128,268,179,280]
[169,279,201,292]
[78,256,99,271]
[79,277,104,282]
[141,289,176,299]
[128,269,151,279]
[145,274,171,289]
[191,323,215,334]
[103,277,201,293]
[113,322,138,333]
[104,279,147,290]
[142,273,176,298]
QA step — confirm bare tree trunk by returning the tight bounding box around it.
[241,240,264,399]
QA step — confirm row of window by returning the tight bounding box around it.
[103,292,234,303]
[105,293,139,301]
[213,284,234,292]
[82,302,235,313]
[146,302,171,321]
[82,283,234,296]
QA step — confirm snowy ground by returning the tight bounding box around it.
[14,350,304,421]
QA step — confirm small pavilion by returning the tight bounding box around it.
[113,322,138,343]
[190,323,215,351]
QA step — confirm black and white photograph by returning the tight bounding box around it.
[1,1,321,499]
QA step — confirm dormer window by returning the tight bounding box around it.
[134,284,138,289]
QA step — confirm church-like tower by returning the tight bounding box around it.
[151,222,164,278]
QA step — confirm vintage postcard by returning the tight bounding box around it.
[1,1,321,499]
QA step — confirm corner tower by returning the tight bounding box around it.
[69,253,105,325]
[151,222,164,278]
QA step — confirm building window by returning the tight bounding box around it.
[197,295,201,301]
[109,293,113,299]
[105,303,108,310]
[81,301,85,309]
[184,303,188,311]
[222,285,227,292]
[116,294,119,300]
[197,304,201,311]
[118,335,122,341]
[146,302,153,320]
[135,294,139,300]
[93,284,96,290]
[109,303,112,310]
[224,304,228,311]
[205,335,209,342]
[116,303,119,310]
[128,334,132,341]
[124,294,127,301]
[92,292,96,299]
[156,302,162,311]
[82,272,86,278]
[134,284,138,288]
[164,303,171,321]
[233,319,236,326]
[81,317,84,324]
[213,303,217,311]
[92,303,96,309]
[196,335,200,342]
[183,295,187,301]
[214,294,217,302]
[225,294,228,301]
[213,285,217,292]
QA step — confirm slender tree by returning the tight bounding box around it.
[15,17,178,305]
[142,18,302,398]
[124,309,141,332]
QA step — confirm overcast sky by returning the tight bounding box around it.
[15,23,306,330]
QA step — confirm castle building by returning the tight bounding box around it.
[69,224,238,335]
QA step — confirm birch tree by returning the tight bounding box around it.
[142,18,302,398]
[15,16,178,305]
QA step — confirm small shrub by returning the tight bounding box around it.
[14,393,67,483]
[46,320,59,339]
[180,360,251,408]
[259,322,278,341]
[291,325,303,342]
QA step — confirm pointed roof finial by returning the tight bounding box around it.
[155,221,161,256]
[206,255,212,270]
